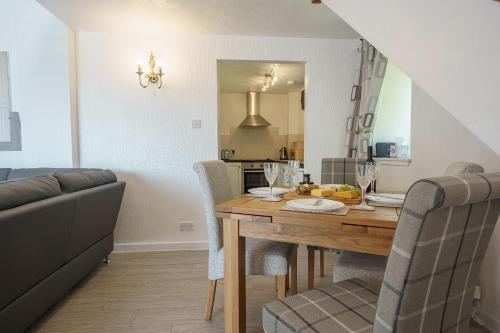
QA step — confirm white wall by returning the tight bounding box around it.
[0,0,74,167]
[323,0,500,156]
[76,32,359,245]
[378,83,500,192]
[321,3,500,326]
[376,83,500,331]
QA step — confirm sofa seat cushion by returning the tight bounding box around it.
[263,279,379,333]
[0,176,62,211]
[54,170,117,193]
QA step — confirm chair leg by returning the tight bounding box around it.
[320,250,325,277]
[277,275,287,300]
[308,248,315,290]
[290,250,298,295]
[204,279,217,320]
[285,272,289,290]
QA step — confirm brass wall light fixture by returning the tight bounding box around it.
[136,52,164,89]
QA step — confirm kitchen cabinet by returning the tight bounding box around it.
[226,162,242,197]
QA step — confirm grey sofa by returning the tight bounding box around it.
[0,168,126,333]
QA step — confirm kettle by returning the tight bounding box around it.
[279,147,288,160]
[221,149,235,160]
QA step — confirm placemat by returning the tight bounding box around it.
[280,205,351,216]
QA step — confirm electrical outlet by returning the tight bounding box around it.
[474,285,481,300]
[192,120,201,128]
[179,221,194,232]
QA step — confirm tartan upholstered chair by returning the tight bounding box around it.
[193,161,298,320]
[306,158,356,288]
[331,161,486,289]
[263,172,500,332]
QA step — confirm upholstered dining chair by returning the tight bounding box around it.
[263,172,500,332]
[331,161,486,289]
[193,160,298,321]
[306,157,355,288]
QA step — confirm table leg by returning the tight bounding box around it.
[308,248,315,290]
[223,218,246,333]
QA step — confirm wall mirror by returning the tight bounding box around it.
[0,51,21,151]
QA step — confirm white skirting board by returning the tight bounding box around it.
[476,311,500,333]
[113,241,209,253]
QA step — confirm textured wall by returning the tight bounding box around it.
[376,83,500,330]
[377,83,500,192]
[0,0,74,167]
[323,0,500,156]
[76,32,359,245]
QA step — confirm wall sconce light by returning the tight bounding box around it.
[136,52,164,89]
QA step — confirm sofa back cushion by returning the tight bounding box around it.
[6,168,59,180]
[6,168,97,181]
[0,176,62,211]
[65,181,125,260]
[0,168,11,182]
[54,170,117,193]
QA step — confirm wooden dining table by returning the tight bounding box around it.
[215,193,399,333]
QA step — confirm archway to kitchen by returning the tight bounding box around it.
[217,60,305,196]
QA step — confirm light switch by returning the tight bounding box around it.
[192,120,201,128]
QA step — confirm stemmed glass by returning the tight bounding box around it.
[287,160,300,191]
[367,164,380,194]
[353,164,374,210]
[264,162,279,199]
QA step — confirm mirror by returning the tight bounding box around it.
[0,51,21,151]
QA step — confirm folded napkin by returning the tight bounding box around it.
[280,205,350,216]
[366,193,405,208]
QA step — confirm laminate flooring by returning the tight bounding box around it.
[28,247,490,333]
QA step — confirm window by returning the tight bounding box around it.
[372,61,411,159]
[0,51,21,151]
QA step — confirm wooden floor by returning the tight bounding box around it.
[29,247,490,333]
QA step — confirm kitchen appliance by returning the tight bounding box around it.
[241,161,267,193]
[279,147,288,160]
[239,92,271,127]
[220,149,235,160]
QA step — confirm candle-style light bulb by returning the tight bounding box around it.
[136,59,143,73]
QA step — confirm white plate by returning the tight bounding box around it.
[248,187,290,196]
[287,198,344,212]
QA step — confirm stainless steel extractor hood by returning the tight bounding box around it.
[239,91,271,127]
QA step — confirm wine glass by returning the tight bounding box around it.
[287,160,300,191]
[368,165,380,194]
[264,163,279,199]
[353,163,374,210]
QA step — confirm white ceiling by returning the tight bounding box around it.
[218,61,305,94]
[37,0,359,38]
